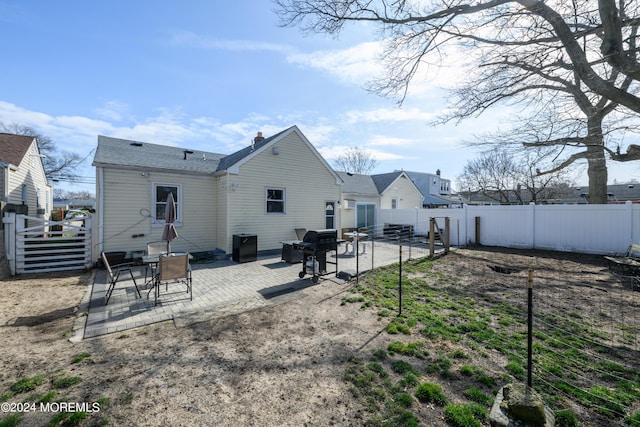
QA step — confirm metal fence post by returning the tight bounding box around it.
[527,269,533,388]
[399,243,403,316]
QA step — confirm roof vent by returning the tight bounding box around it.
[130,142,143,147]
[183,150,194,160]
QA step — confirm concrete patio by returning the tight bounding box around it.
[80,241,432,339]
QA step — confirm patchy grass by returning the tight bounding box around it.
[10,374,45,394]
[415,382,447,406]
[52,376,82,389]
[71,352,91,364]
[343,253,640,425]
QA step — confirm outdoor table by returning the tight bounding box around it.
[343,232,368,256]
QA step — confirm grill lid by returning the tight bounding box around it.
[303,229,337,243]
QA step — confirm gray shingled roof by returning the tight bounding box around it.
[336,171,379,196]
[93,136,226,174]
[370,171,405,194]
[0,133,36,166]
[215,127,291,172]
[93,127,298,175]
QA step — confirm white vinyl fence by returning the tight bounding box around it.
[3,213,94,275]
[378,201,640,255]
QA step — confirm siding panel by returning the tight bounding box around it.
[223,133,341,252]
[101,169,217,256]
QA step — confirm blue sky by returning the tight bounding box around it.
[0,1,638,195]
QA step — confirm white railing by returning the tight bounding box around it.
[378,201,640,255]
[3,213,94,275]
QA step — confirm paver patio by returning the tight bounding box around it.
[81,241,435,339]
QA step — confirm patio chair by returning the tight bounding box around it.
[295,228,307,240]
[152,253,192,306]
[102,251,142,305]
[604,243,640,275]
[144,241,169,284]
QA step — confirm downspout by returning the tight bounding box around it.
[1,163,8,202]
[97,167,104,259]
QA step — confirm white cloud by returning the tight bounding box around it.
[345,107,435,124]
[287,41,384,85]
[167,30,291,53]
[0,101,54,127]
[93,101,131,122]
[367,135,413,147]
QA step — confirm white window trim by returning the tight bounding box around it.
[152,183,183,226]
[266,187,286,214]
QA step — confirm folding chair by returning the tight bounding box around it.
[101,252,141,305]
[144,241,169,285]
[152,253,192,306]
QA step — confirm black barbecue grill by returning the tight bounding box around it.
[294,229,339,283]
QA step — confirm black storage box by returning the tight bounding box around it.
[232,234,257,263]
[281,243,303,263]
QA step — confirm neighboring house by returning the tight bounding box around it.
[0,133,52,219]
[371,171,424,210]
[92,126,342,258]
[336,170,424,231]
[53,198,96,211]
[337,172,380,231]
[404,170,461,208]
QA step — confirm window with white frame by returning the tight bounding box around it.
[153,184,181,224]
[391,197,398,209]
[266,188,285,213]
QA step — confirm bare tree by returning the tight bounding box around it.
[275,0,640,112]
[275,0,640,203]
[0,123,86,183]
[53,189,94,200]
[442,41,639,203]
[332,146,379,174]
[459,147,573,204]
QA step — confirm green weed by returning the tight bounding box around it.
[10,374,45,393]
[52,376,82,389]
[415,382,447,406]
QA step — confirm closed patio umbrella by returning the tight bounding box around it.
[161,192,178,252]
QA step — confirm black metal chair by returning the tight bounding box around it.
[102,252,141,305]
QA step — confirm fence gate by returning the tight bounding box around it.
[3,213,93,275]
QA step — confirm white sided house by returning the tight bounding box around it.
[0,133,52,219]
[336,170,424,233]
[92,126,342,258]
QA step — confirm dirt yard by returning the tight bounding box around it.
[0,247,636,426]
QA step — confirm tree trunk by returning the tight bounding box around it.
[586,116,608,204]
